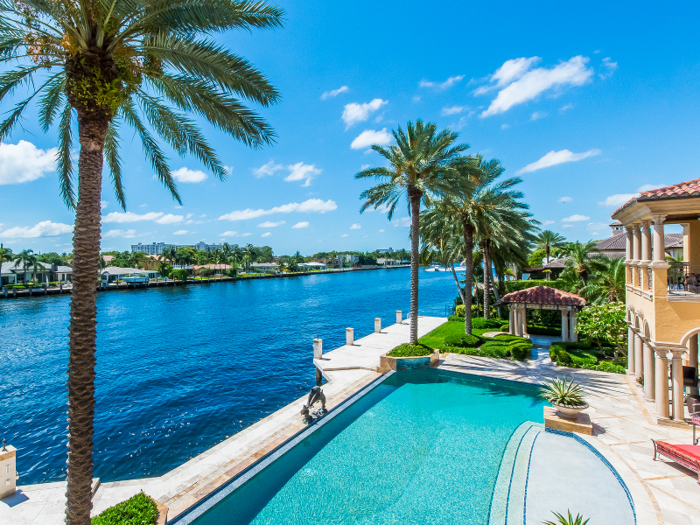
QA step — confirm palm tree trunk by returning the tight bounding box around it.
[483,240,491,319]
[409,188,422,344]
[65,116,109,525]
[462,222,475,334]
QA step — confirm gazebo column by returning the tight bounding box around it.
[520,306,528,336]
[627,325,635,374]
[561,309,569,342]
[569,309,578,342]
[634,331,643,380]
[670,350,686,420]
[655,350,670,419]
[643,340,655,400]
[509,306,516,335]
[690,334,699,396]
[515,306,524,337]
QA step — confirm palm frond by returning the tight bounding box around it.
[56,101,76,209]
[104,118,127,210]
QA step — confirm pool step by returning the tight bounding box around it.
[488,421,544,525]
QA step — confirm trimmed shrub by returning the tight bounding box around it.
[387,343,433,357]
[480,341,510,359]
[444,334,482,348]
[455,304,465,317]
[471,317,504,330]
[527,324,561,336]
[91,492,158,525]
[494,334,527,343]
[509,343,533,360]
[448,315,464,322]
[500,323,509,332]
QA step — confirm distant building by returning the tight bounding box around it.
[131,241,227,255]
[377,248,394,253]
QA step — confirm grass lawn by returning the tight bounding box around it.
[418,321,497,348]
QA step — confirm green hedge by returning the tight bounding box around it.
[91,492,158,525]
[455,304,465,317]
[471,317,505,330]
[387,343,433,357]
[444,334,482,348]
[527,324,561,336]
[549,341,625,373]
[504,280,568,294]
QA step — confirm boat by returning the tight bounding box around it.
[122,273,148,283]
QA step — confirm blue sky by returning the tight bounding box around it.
[1,0,698,254]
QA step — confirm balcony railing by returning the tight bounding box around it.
[668,263,700,294]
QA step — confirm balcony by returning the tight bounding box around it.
[667,263,700,300]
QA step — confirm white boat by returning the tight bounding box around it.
[425,264,466,272]
[122,274,148,283]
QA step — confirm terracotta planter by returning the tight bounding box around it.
[551,402,589,419]
[377,350,440,374]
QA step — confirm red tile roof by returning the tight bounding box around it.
[612,178,700,216]
[497,286,586,307]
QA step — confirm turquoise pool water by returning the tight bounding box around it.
[185,371,546,525]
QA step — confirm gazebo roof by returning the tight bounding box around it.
[496,286,586,307]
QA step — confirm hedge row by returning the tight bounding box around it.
[549,341,626,374]
[91,492,158,525]
[441,332,533,361]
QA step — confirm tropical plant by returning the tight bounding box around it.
[581,256,626,303]
[540,377,587,407]
[242,244,256,272]
[13,249,38,283]
[575,302,627,359]
[535,230,566,264]
[130,251,146,269]
[162,246,178,268]
[543,510,590,525]
[561,241,599,285]
[356,120,468,343]
[0,244,13,269]
[0,1,284,521]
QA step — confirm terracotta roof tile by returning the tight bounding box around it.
[497,286,586,307]
[612,178,700,216]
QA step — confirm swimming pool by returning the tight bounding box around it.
[179,370,547,525]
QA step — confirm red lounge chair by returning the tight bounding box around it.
[652,440,700,483]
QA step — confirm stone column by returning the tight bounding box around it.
[521,307,528,336]
[634,332,643,380]
[396,310,402,324]
[670,351,686,420]
[346,328,354,346]
[0,443,17,499]
[632,223,642,262]
[374,318,381,333]
[517,307,524,337]
[643,340,655,400]
[652,215,667,263]
[627,325,635,374]
[561,310,569,342]
[690,334,699,396]
[641,220,652,262]
[509,306,515,335]
[569,310,578,343]
[313,338,323,359]
[625,226,634,284]
[682,223,690,262]
[655,350,670,419]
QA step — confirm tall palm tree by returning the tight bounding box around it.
[535,230,566,264]
[130,251,146,269]
[0,244,13,285]
[581,256,627,303]
[0,2,283,521]
[356,120,468,343]
[562,241,599,286]
[13,249,37,283]
[242,244,256,272]
[162,246,178,268]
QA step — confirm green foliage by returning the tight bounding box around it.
[171,269,188,281]
[543,510,590,525]
[509,343,532,360]
[576,302,627,358]
[387,343,433,357]
[455,304,465,317]
[540,377,587,407]
[471,317,504,330]
[91,492,158,525]
[504,280,568,293]
[500,323,509,332]
[444,334,482,348]
[527,324,561,336]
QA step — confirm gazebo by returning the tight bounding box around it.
[496,286,587,341]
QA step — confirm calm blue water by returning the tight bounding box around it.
[0,268,457,485]
[189,371,545,525]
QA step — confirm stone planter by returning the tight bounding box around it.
[377,350,440,374]
[551,402,589,419]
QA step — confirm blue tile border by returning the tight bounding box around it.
[544,428,637,525]
[522,431,540,525]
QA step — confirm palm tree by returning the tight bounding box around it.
[0,245,13,285]
[535,230,566,264]
[242,244,256,272]
[130,251,146,269]
[356,120,468,343]
[581,256,627,303]
[0,3,283,521]
[162,246,178,268]
[562,241,599,286]
[13,249,37,284]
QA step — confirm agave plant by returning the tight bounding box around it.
[540,377,587,407]
[543,510,590,525]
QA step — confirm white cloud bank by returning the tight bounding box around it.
[103,229,136,239]
[350,223,361,229]
[597,184,666,207]
[173,230,189,235]
[218,199,338,221]
[285,162,321,187]
[516,149,600,174]
[172,167,207,183]
[351,129,392,150]
[419,75,464,90]
[0,140,57,185]
[441,106,466,116]
[478,56,593,117]
[558,196,573,203]
[261,232,271,238]
[342,99,387,128]
[1,220,72,238]
[258,221,286,228]
[562,214,590,222]
[292,222,309,229]
[102,211,183,224]
[253,160,284,178]
[321,86,349,100]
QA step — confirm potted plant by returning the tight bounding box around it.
[540,377,589,419]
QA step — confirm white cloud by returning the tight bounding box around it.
[516,148,601,174]
[542,220,555,226]
[350,223,361,229]
[637,183,666,192]
[597,184,666,207]
[559,103,574,113]
[220,231,239,237]
[103,229,136,239]
[393,217,411,227]
[218,198,338,221]
[341,234,349,237]
[172,167,207,183]
[186,213,193,219]
[558,196,573,203]
[475,57,541,95]
[342,99,387,128]
[479,56,593,117]
[501,123,510,130]
[562,214,590,222]
[261,232,271,238]
[173,230,189,235]
[600,57,618,79]
[351,129,393,150]
[285,162,321,187]
[292,222,309,229]
[587,222,608,231]
[419,75,464,90]
[241,233,252,236]
[258,220,286,228]
[0,220,72,238]
[441,106,466,116]
[101,201,108,209]
[103,211,164,223]
[253,160,284,178]
[366,203,391,213]
[379,229,385,232]
[563,224,574,228]
[321,86,349,100]
[530,111,547,121]
[186,220,204,225]
[0,140,57,185]
[155,214,184,224]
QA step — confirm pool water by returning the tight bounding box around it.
[188,371,546,525]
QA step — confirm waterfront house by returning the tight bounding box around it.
[100,266,158,283]
[1,262,72,285]
[299,262,327,270]
[250,262,279,274]
[193,264,232,274]
[611,178,700,423]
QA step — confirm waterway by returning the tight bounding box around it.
[0,268,457,485]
